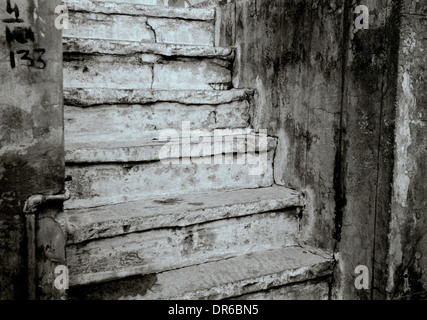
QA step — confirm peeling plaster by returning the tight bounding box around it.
[386,69,416,294]
[394,71,414,208]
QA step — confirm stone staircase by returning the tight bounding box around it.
[60,0,333,299]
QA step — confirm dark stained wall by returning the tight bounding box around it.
[218,0,426,299]
[0,0,63,299]
[337,0,401,300]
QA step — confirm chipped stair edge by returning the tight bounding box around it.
[63,53,231,91]
[65,130,276,163]
[63,37,234,59]
[59,185,305,245]
[64,88,254,107]
[67,245,334,300]
[64,0,216,21]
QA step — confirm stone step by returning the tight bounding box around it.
[63,43,232,91]
[91,0,211,8]
[61,185,304,244]
[64,88,252,107]
[64,0,215,45]
[64,196,304,286]
[67,245,333,299]
[65,104,250,147]
[64,0,215,19]
[66,130,276,163]
[64,132,276,209]
[63,37,234,59]
[88,0,166,6]
[64,92,250,143]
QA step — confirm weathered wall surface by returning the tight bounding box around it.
[219,0,426,299]
[0,0,63,299]
[337,0,427,300]
[218,0,344,256]
[335,0,401,300]
[386,0,427,300]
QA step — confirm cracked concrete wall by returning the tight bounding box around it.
[0,0,64,299]
[218,0,426,299]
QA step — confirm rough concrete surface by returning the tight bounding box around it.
[218,0,427,299]
[63,37,234,58]
[65,132,275,163]
[64,53,231,90]
[67,209,301,286]
[64,88,252,106]
[65,149,275,208]
[68,246,333,299]
[386,2,427,299]
[64,100,249,139]
[218,0,343,256]
[66,12,215,45]
[0,0,64,299]
[233,278,330,300]
[62,185,303,243]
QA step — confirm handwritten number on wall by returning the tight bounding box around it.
[9,49,47,69]
[3,0,23,22]
[34,48,46,69]
[6,0,19,19]
[9,51,15,68]
[17,50,34,67]
[4,0,46,69]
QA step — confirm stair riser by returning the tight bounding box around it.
[67,209,300,286]
[65,150,274,209]
[94,0,205,6]
[64,101,250,140]
[70,277,331,300]
[65,134,274,163]
[93,0,161,5]
[65,12,214,45]
[233,279,331,300]
[64,54,231,90]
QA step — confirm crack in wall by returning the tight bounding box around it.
[145,20,158,43]
[150,64,155,89]
[329,0,351,300]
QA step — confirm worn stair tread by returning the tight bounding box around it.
[64,0,215,20]
[64,37,234,58]
[62,185,304,244]
[69,245,333,300]
[64,88,254,107]
[65,130,276,163]
[64,99,251,143]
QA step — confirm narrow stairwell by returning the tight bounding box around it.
[60,0,333,299]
